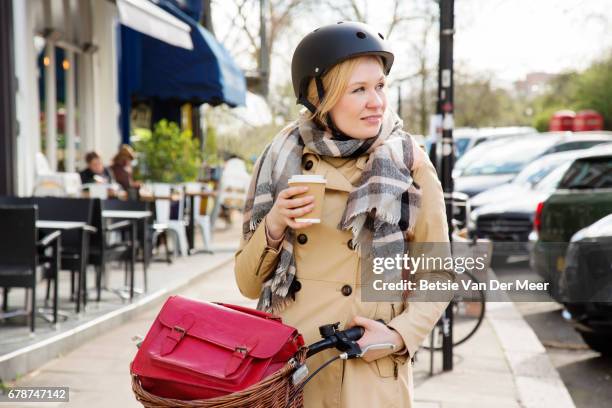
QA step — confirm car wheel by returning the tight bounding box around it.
[579,331,612,356]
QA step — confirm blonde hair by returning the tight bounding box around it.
[306,55,384,126]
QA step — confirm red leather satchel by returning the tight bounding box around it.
[130,296,304,400]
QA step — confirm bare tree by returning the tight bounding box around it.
[320,0,423,40]
[216,0,312,99]
[406,8,437,134]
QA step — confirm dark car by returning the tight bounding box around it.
[530,149,612,302]
[558,214,612,355]
[466,150,586,257]
[453,132,612,197]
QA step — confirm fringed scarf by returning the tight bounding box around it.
[242,110,422,313]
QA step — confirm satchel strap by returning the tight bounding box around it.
[161,313,196,356]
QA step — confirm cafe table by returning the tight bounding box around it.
[101,210,152,300]
[36,220,96,320]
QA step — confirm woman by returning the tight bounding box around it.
[235,22,453,408]
[110,144,141,192]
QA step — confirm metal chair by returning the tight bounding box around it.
[101,199,153,293]
[89,199,137,301]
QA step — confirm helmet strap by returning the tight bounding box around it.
[299,97,317,114]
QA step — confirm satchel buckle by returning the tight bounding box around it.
[173,325,186,340]
[235,346,248,355]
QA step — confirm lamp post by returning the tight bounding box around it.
[0,0,16,194]
[397,83,402,117]
[437,0,455,372]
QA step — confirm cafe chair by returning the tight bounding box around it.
[101,199,154,290]
[183,182,213,253]
[89,199,137,302]
[38,197,96,313]
[152,183,188,256]
[0,196,95,314]
[0,205,61,332]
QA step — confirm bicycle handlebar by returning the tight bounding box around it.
[306,326,364,357]
[305,319,386,359]
[290,320,394,394]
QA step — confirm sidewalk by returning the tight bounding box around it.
[0,220,242,382]
[413,301,574,408]
[1,255,252,407]
[1,236,576,408]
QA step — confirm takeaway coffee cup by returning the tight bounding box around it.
[287,175,327,223]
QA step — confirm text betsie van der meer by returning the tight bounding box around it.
[371,254,549,292]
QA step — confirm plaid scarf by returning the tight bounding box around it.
[242,110,422,313]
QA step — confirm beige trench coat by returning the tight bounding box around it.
[235,140,453,408]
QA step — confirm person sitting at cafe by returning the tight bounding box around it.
[80,151,113,184]
[110,144,141,192]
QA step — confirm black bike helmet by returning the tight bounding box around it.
[291,21,394,114]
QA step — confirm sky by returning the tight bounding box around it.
[213,0,612,90]
[453,0,612,85]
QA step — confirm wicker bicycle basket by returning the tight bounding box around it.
[131,348,308,408]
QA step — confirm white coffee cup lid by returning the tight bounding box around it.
[288,175,327,184]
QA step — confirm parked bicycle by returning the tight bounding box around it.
[422,269,486,351]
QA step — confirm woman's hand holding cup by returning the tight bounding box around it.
[265,186,315,238]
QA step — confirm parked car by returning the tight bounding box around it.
[530,148,612,301]
[469,150,584,210]
[426,126,536,161]
[454,132,612,197]
[454,126,536,161]
[558,214,612,355]
[466,150,585,257]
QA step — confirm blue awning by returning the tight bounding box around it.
[118,0,246,142]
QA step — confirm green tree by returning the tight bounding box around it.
[574,53,612,129]
[531,52,612,130]
[204,124,221,166]
[134,120,202,182]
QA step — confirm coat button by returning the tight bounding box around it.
[303,160,314,171]
[347,239,354,250]
[297,234,308,245]
[341,284,352,296]
[291,279,302,293]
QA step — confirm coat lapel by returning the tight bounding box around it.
[302,147,358,193]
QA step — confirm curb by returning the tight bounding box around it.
[487,298,575,407]
[0,253,235,382]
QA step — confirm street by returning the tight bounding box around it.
[494,259,612,408]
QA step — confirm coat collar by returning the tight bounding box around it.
[302,147,368,192]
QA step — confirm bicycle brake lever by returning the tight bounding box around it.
[339,343,396,360]
[359,343,396,357]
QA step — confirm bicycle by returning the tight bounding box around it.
[422,269,486,351]
[132,319,395,408]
